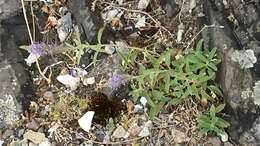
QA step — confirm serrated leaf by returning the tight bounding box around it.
[209,48,217,59]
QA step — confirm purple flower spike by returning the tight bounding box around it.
[108,74,128,89]
[30,42,46,56]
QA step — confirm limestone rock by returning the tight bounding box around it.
[23,130,46,144]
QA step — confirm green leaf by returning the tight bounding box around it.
[146,95,155,107]
[216,118,230,128]
[215,104,225,113]
[191,84,199,97]
[211,126,225,136]
[208,85,223,97]
[196,39,204,51]
[187,85,194,96]
[207,68,216,80]
[208,62,217,71]
[210,105,216,118]
[168,97,183,105]
[106,118,115,132]
[199,74,210,83]
[97,27,105,44]
[164,72,171,93]
[138,64,146,74]
[191,63,205,72]
[129,88,143,102]
[198,128,209,137]
[201,90,213,101]
[149,103,164,119]
[209,48,217,59]
[187,55,202,64]
[19,45,30,51]
[195,52,208,63]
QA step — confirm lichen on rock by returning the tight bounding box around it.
[253,80,260,106]
[231,49,257,69]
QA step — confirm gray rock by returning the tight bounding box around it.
[0,0,21,21]
[112,125,129,139]
[207,137,221,146]
[2,129,14,139]
[224,142,233,146]
[160,0,180,17]
[0,25,34,130]
[0,60,23,130]
[199,1,260,145]
[70,0,102,43]
[171,129,187,144]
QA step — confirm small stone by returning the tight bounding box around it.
[2,129,14,139]
[78,111,95,132]
[140,96,147,106]
[129,125,141,136]
[39,139,52,146]
[208,137,221,146]
[43,91,55,101]
[17,129,25,138]
[95,130,106,142]
[29,142,38,146]
[23,130,46,144]
[112,126,129,139]
[26,119,40,131]
[144,120,152,129]
[56,74,80,90]
[219,132,228,142]
[0,140,4,146]
[138,126,150,137]
[105,46,116,54]
[138,121,152,137]
[133,104,143,113]
[224,141,233,146]
[83,77,95,85]
[172,129,187,144]
[10,139,28,146]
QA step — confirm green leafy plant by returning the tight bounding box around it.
[106,118,116,133]
[197,104,230,137]
[66,27,107,66]
[124,40,222,119]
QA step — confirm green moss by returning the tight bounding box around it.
[49,92,90,121]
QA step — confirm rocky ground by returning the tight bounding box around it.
[0,0,260,146]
